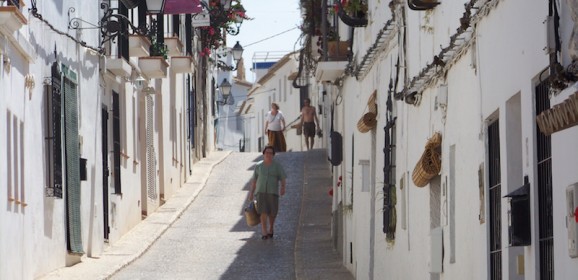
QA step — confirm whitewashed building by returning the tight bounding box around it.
[300,0,578,279]
[0,0,227,279]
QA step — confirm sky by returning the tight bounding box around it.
[225,0,303,82]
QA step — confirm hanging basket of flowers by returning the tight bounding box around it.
[199,0,251,56]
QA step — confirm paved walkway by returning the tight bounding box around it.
[39,150,352,280]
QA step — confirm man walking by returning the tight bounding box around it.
[300,98,320,150]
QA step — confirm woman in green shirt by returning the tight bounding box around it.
[249,145,287,240]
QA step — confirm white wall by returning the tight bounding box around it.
[0,1,103,279]
[322,0,578,279]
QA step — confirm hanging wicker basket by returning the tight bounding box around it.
[357,112,377,133]
[412,132,443,187]
[368,91,378,114]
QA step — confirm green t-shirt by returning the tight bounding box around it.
[253,160,287,195]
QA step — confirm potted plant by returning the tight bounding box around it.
[340,0,368,16]
[139,40,169,79]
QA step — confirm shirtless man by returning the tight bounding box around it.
[300,98,320,150]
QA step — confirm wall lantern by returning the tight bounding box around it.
[220,78,232,99]
[216,41,244,71]
[145,0,166,14]
[231,41,244,62]
[134,75,147,91]
[217,78,234,105]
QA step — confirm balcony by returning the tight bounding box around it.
[106,57,132,78]
[164,37,183,57]
[315,41,348,82]
[129,35,151,57]
[315,61,348,82]
[139,56,168,79]
[0,3,27,35]
[170,56,194,73]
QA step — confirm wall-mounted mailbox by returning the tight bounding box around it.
[505,176,531,246]
[80,158,87,181]
[329,131,342,166]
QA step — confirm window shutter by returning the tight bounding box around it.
[63,65,84,254]
[113,91,122,194]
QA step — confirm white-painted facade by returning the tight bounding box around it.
[307,0,578,279]
[0,1,219,279]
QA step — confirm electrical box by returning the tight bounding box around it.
[566,183,578,258]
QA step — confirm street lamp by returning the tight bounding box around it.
[216,78,235,105]
[145,0,166,14]
[216,41,244,71]
[220,78,232,102]
[231,41,244,62]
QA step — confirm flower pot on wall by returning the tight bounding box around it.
[164,37,183,57]
[139,56,169,79]
[327,41,349,60]
[170,56,193,73]
[106,57,132,78]
[0,5,27,35]
[129,35,151,57]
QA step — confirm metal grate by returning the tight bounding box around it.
[488,119,501,280]
[146,96,157,200]
[46,62,63,198]
[383,114,397,239]
[112,91,122,194]
[536,79,554,280]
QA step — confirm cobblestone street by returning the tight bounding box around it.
[109,150,352,280]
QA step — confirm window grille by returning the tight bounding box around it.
[383,116,397,239]
[112,91,122,194]
[488,119,501,280]
[536,79,554,280]
[45,62,63,198]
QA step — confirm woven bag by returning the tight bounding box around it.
[244,200,260,226]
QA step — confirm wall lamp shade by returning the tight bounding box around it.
[146,0,166,13]
[231,41,244,62]
[220,78,232,98]
[135,75,146,91]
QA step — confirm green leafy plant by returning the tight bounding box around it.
[339,0,368,15]
[150,42,168,59]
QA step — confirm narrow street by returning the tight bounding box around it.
[109,150,352,280]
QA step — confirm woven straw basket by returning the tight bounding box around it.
[412,132,442,187]
[357,112,377,133]
[244,201,260,226]
[368,91,378,114]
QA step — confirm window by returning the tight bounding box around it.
[536,79,554,280]
[45,62,63,198]
[112,91,122,194]
[383,112,396,240]
[488,119,502,280]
